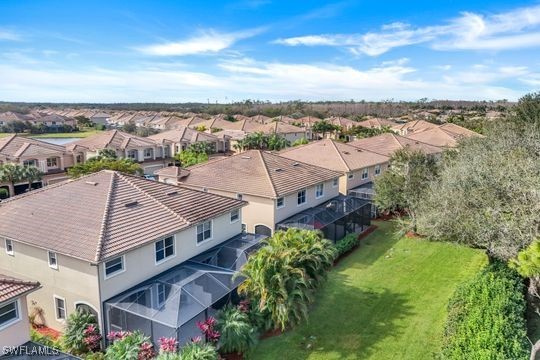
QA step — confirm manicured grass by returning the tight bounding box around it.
[252,221,487,360]
[0,129,103,139]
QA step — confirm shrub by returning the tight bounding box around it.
[441,261,529,360]
[334,234,359,258]
[180,341,218,360]
[215,305,258,355]
[105,331,154,360]
[0,188,8,199]
[63,311,100,355]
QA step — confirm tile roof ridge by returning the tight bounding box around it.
[329,139,351,171]
[104,129,118,148]
[257,151,279,198]
[94,171,116,262]
[0,277,40,287]
[118,172,190,225]
[0,134,17,152]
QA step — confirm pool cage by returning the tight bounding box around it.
[277,195,372,242]
[348,182,378,218]
[104,233,266,345]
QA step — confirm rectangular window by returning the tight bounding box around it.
[157,283,166,306]
[361,168,369,180]
[144,148,152,158]
[23,159,37,167]
[348,173,354,179]
[48,251,58,269]
[230,209,240,223]
[297,189,306,205]
[47,157,58,167]
[197,221,212,243]
[5,239,13,255]
[276,197,285,209]
[155,236,175,263]
[316,183,324,198]
[127,151,137,160]
[332,178,339,187]
[54,296,66,321]
[105,256,124,278]
[0,301,19,328]
[375,165,381,176]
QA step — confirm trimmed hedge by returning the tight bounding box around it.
[335,234,359,258]
[441,261,529,360]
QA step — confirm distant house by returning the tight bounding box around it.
[0,135,76,192]
[0,275,40,350]
[0,170,257,345]
[405,123,481,148]
[356,118,398,129]
[67,130,170,174]
[348,133,443,157]
[391,119,439,136]
[147,127,228,154]
[177,150,345,237]
[89,112,111,126]
[279,139,390,199]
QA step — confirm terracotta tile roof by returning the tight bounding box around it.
[148,127,219,144]
[250,115,272,123]
[154,166,191,179]
[325,116,357,129]
[348,133,443,156]
[405,124,481,147]
[356,118,398,128]
[0,135,66,159]
[280,139,389,172]
[0,171,245,263]
[67,130,156,151]
[180,150,341,199]
[391,120,439,134]
[0,274,40,303]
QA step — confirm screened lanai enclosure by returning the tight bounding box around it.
[104,233,265,345]
[277,195,372,242]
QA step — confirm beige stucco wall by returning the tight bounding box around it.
[0,296,30,349]
[98,211,243,301]
[340,163,389,193]
[0,240,100,332]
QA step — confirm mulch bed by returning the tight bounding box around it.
[33,325,61,339]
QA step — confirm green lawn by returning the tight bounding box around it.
[252,220,487,360]
[0,129,103,139]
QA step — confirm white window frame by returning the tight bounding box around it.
[143,148,153,159]
[48,251,58,270]
[361,168,369,180]
[104,255,125,279]
[23,159,38,167]
[297,189,307,206]
[46,157,58,168]
[5,239,13,256]
[230,209,240,223]
[276,197,285,209]
[53,295,66,321]
[0,300,20,331]
[127,150,137,160]
[196,220,213,245]
[315,183,324,199]
[155,236,176,265]
[332,178,339,187]
[375,165,381,176]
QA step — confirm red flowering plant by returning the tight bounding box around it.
[82,324,102,352]
[158,337,178,353]
[137,341,155,360]
[196,316,220,343]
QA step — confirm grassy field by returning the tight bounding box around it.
[252,220,487,360]
[0,129,103,139]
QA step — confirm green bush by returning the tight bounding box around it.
[105,331,153,360]
[0,188,8,199]
[335,233,359,258]
[63,310,99,355]
[441,261,529,360]
[30,328,63,350]
[216,305,258,355]
[180,341,218,360]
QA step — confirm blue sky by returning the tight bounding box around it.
[0,0,539,102]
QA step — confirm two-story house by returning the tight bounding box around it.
[348,133,443,157]
[0,135,76,195]
[147,127,228,154]
[0,170,260,345]
[279,139,391,198]
[176,150,343,237]
[67,130,170,174]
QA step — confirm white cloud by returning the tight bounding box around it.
[0,29,21,41]
[0,58,529,103]
[273,4,540,55]
[137,28,263,56]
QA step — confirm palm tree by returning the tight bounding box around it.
[0,163,25,198]
[23,166,43,192]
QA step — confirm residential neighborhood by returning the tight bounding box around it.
[1,1,540,359]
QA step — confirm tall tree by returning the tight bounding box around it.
[22,166,43,192]
[0,163,25,197]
